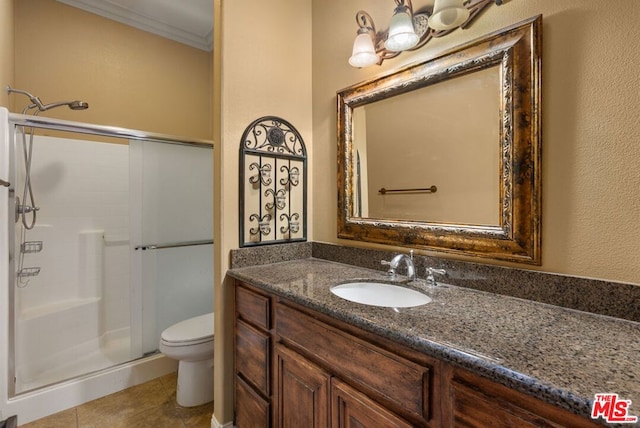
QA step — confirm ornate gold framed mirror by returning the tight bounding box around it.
[337,15,542,264]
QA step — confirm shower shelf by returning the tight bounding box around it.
[21,241,43,253]
[17,267,41,278]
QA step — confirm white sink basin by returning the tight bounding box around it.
[330,282,431,308]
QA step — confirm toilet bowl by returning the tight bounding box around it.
[159,312,214,407]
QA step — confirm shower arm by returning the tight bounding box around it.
[7,86,89,114]
[6,86,45,111]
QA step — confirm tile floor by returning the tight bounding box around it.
[19,373,213,428]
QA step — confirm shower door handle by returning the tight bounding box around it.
[0,179,10,187]
[134,239,213,251]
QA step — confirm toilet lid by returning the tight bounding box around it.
[161,312,214,344]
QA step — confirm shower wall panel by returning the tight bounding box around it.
[13,134,131,393]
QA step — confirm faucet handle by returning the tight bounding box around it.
[381,260,397,278]
[425,267,446,286]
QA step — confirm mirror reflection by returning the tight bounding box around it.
[352,66,501,225]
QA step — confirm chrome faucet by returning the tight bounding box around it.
[381,250,416,282]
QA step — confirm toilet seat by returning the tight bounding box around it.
[160,313,214,346]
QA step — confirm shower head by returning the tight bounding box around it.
[6,86,89,114]
[39,100,89,112]
[69,101,89,110]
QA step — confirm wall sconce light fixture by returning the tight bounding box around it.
[348,0,503,68]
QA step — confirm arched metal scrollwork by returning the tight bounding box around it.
[240,116,307,246]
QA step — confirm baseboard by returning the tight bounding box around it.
[211,414,234,428]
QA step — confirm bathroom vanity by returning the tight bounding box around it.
[229,258,640,427]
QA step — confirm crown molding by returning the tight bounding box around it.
[57,0,213,52]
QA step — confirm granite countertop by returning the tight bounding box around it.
[227,258,640,426]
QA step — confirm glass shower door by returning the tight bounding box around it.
[7,118,214,396]
[129,140,214,356]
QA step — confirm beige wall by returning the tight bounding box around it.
[0,0,14,106]
[312,0,640,286]
[213,0,313,423]
[12,0,212,140]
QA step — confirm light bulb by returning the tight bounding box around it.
[429,0,470,31]
[349,32,379,68]
[384,6,419,51]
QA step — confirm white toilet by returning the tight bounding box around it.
[159,312,214,407]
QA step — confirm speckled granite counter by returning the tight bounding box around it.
[227,258,640,426]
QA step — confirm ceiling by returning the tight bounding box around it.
[56,0,213,52]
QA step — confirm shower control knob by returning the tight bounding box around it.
[17,204,40,214]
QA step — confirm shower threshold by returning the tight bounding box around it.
[15,333,135,395]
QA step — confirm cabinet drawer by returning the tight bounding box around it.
[236,375,271,428]
[236,284,271,330]
[451,380,555,428]
[276,303,431,421]
[236,319,271,396]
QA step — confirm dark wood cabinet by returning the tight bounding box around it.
[234,280,598,428]
[275,301,434,425]
[235,284,273,428]
[236,376,270,428]
[234,281,436,428]
[331,379,413,428]
[445,368,601,428]
[236,319,270,396]
[274,344,330,428]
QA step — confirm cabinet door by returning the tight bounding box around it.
[274,344,330,428]
[332,379,413,428]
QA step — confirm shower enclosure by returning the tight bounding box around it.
[0,109,213,423]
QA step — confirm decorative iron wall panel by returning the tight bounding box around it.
[240,116,307,247]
